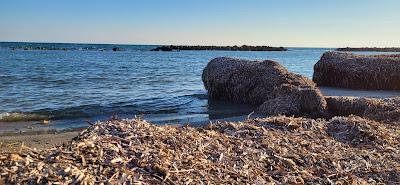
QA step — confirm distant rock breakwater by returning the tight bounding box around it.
[7,46,123,52]
[151,45,287,51]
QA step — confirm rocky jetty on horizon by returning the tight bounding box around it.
[4,44,124,52]
[150,45,287,51]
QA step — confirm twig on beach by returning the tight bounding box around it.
[247,111,254,120]
[169,169,194,173]
[85,120,94,125]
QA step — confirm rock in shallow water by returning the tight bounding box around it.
[202,57,326,117]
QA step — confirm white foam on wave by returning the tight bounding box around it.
[0,112,49,122]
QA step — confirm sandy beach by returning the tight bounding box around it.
[0,131,80,152]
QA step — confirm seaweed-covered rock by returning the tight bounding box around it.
[313,52,400,90]
[202,57,326,117]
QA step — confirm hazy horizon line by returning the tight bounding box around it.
[3,40,400,49]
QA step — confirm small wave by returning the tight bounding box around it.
[33,100,187,120]
[0,112,51,122]
[0,95,201,123]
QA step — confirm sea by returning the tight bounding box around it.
[0,42,393,134]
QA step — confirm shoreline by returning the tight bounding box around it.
[1,87,399,138]
[319,86,400,98]
[0,114,258,151]
[1,86,399,183]
[1,86,399,153]
[0,131,80,153]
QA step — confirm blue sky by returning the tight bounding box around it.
[0,0,399,47]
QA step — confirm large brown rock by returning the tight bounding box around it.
[202,57,327,117]
[313,52,400,90]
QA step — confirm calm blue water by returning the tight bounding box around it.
[0,42,335,132]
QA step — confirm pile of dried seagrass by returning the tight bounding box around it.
[1,114,399,184]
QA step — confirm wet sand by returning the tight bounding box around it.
[0,131,80,153]
[319,86,400,98]
[0,115,259,152]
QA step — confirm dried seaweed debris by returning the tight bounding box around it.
[1,115,399,184]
